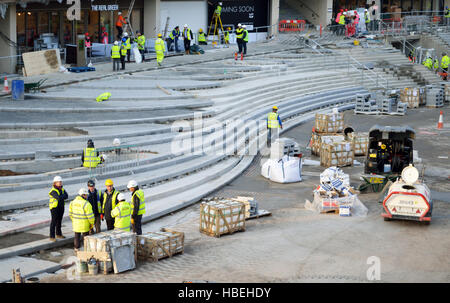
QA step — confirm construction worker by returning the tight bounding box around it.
[49,176,68,242]
[441,52,449,80]
[353,11,360,34]
[69,188,94,250]
[120,36,127,70]
[102,179,120,231]
[116,12,127,40]
[445,6,450,26]
[364,9,370,32]
[111,193,131,232]
[81,139,103,168]
[85,33,92,58]
[215,2,222,17]
[111,41,121,71]
[198,28,207,45]
[96,92,111,102]
[87,179,103,234]
[433,58,439,72]
[423,56,433,70]
[183,24,193,54]
[101,27,109,44]
[267,106,283,147]
[169,26,180,52]
[242,25,249,56]
[339,12,346,36]
[135,30,146,61]
[235,23,244,57]
[155,33,165,66]
[224,27,231,45]
[123,32,131,62]
[127,180,146,235]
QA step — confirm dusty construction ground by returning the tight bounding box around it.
[39,106,450,283]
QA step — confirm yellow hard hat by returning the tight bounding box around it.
[105,179,114,186]
[273,106,278,110]
[228,27,231,30]
[199,28,203,32]
[157,33,162,37]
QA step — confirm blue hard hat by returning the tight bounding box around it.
[122,37,126,41]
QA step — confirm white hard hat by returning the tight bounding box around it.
[184,24,188,27]
[219,2,222,4]
[238,23,242,27]
[101,153,107,161]
[117,193,125,201]
[123,32,128,37]
[114,41,118,45]
[365,9,368,12]
[53,176,62,182]
[78,188,88,196]
[118,12,122,15]
[242,25,246,28]
[343,12,347,15]
[113,138,121,146]
[127,180,138,189]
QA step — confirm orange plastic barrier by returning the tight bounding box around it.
[279,20,306,32]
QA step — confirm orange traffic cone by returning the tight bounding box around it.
[437,111,444,129]
[3,77,9,93]
[234,52,237,60]
[240,53,243,61]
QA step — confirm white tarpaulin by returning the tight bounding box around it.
[261,155,302,183]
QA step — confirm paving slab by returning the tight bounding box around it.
[0,256,61,283]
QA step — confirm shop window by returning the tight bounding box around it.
[63,16,73,45]
[38,12,49,35]
[87,10,100,42]
[402,0,413,11]
[16,12,26,48]
[50,11,60,38]
[75,10,86,37]
[26,12,37,48]
[100,11,112,44]
[412,0,421,10]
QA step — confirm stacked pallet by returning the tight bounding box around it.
[80,230,137,274]
[400,87,420,108]
[310,110,345,156]
[231,196,259,218]
[438,82,450,103]
[320,141,354,167]
[200,200,246,237]
[137,229,184,262]
[354,93,378,114]
[347,132,369,156]
[425,85,444,108]
[270,138,301,159]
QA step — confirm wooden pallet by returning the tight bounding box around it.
[320,208,339,214]
[137,229,184,262]
[246,209,272,220]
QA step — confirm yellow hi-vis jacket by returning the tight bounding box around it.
[441,55,450,69]
[111,45,120,58]
[267,112,280,128]
[49,187,67,210]
[339,15,346,25]
[69,196,95,233]
[96,92,111,102]
[131,189,146,216]
[111,201,131,232]
[136,35,146,50]
[83,147,101,168]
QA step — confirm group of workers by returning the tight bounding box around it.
[48,139,146,250]
[335,9,371,37]
[421,52,450,80]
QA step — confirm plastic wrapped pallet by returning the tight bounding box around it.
[305,192,368,217]
[200,200,246,237]
[347,132,368,156]
[400,87,420,108]
[137,229,184,262]
[320,141,354,167]
[83,230,136,274]
[314,111,344,133]
[231,196,259,218]
[261,155,302,183]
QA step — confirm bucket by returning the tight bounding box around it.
[353,40,360,46]
[99,261,112,274]
[25,277,40,283]
[88,263,98,275]
[11,80,24,100]
[76,260,88,273]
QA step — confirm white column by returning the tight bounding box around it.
[144,0,160,38]
[269,0,280,36]
[0,5,17,74]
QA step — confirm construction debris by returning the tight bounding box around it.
[22,49,62,77]
[305,167,368,217]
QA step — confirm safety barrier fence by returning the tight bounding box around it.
[279,20,307,32]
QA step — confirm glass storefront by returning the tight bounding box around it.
[16,0,144,51]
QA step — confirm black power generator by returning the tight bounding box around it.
[364,125,415,175]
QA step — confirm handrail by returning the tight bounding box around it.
[304,36,389,90]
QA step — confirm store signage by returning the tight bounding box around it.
[91,4,119,11]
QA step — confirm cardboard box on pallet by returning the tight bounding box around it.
[137,229,184,262]
[314,112,344,133]
[347,132,369,156]
[200,200,246,237]
[400,88,420,108]
[310,132,345,156]
[320,141,354,167]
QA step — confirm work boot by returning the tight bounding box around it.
[56,235,66,239]
[49,238,56,242]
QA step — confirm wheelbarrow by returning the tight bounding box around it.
[24,79,46,93]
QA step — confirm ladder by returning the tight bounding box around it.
[163,17,170,38]
[122,0,136,37]
[207,6,227,44]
